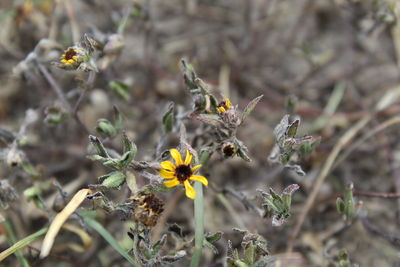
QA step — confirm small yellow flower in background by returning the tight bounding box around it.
[221,142,236,158]
[159,149,208,199]
[216,98,232,113]
[60,47,85,66]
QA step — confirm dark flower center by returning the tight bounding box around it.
[64,48,77,60]
[217,101,229,110]
[223,144,235,157]
[175,164,192,182]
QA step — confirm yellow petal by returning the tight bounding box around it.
[190,175,208,186]
[217,106,226,113]
[225,98,231,108]
[159,169,175,179]
[191,164,202,172]
[160,161,175,171]
[184,150,192,165]
[164,178,180,188]
[170,149,183,165]
[61,59,68,63]
[184,180,196,199]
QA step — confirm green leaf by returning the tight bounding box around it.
[336,198,345,213]
[113,106,123,130]
[278,152,292,165]
[118,151,133,169]
[244,245,255,265]
[273,115,289,141]
[99,172,126,188]
[181,59,198,91]
[126,171,137,192]
[89,135,109,158]
[21,162,40,177]
[23,186,42,199]
[96,119,117,137]
[286,119,299,138]
[88,155,106,161]
[282,194,291,210]
[241,95,263,123]
[108,81,130,101]
[205,231,223,244]
[162,102,175,133]
[81,215,139,266]
[237,147,251,162]
[44,106,67,125]
[122,133,137,158]
[233,248,240,261]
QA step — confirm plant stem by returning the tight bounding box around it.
[190,182,204,267]
[189,151,211,267]
[2,221,31,267]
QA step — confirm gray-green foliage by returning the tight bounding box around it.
[259,184,300,226]
[336,182,359,221]
[227,229,271,267]
[268,115,320,176]
[129,226,186,266]
[89,133,137,189]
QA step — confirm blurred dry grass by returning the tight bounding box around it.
[1,0,400,266]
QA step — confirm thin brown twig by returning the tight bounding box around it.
[354,191,400,198]
[37,63,90,134]
[37,63,72,111]
[361,217,400,248]
[73,71,96,114]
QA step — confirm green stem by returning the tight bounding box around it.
[1,221,32,266]
[189,151,211,267]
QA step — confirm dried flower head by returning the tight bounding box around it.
[132,193,164,227]
[6,146,23,168]
[60,47,85,66]
[221,142,236,158]
[216,98,232,113]
[159,149,208,199]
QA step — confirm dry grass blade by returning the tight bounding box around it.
[40,188,91,258]
[61,223,93,250]
[333,116,400,170]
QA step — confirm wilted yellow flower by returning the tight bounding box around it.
[216,98,232,113]
[159,149,208,199]
[60,47,85,66]
[131,193,164,227]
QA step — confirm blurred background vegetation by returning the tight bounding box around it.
[1,0,400,266]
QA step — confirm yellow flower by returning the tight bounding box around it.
[60,47,84,66]
[159,149,208,199]
[221,142,236,157]
[216,98,232,113]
